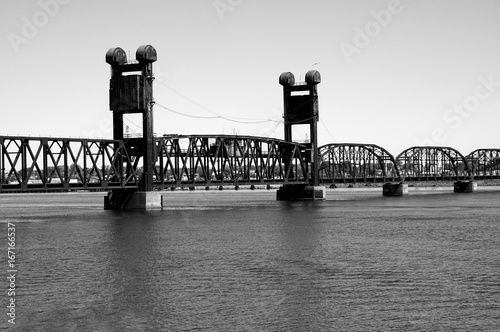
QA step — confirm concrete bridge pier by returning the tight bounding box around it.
[454,181,477,193]
[104,190,163,210]
[383,183,408,196]
[276,184,326,200]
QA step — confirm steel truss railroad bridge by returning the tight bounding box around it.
[1,136,499,193]
[1,45,498,206]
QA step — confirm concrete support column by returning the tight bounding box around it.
[454,181,477,193]
[277,184,326,200]
[383,182,408,196]
[104,189,163,210]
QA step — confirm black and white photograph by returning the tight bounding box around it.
[1,0,499,330]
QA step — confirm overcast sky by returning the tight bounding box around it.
[2,0,499,155]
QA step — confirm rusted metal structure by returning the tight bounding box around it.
[318,143,401,183]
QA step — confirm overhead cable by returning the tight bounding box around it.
[155,102,281,124]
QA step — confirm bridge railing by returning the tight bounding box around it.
[0,136,138,192]
[153,135,309,188]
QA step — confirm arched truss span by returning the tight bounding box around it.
[154,135,309,188]
[396,146,471,181]
[318,143,401,183]
[466,149,500,179]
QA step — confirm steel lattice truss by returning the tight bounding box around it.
[154,135,309,187]
[396,146,470,181]
[318,143,401,183]
[466,149,500,179]
[0,136,137,192]
[2,135,499,193]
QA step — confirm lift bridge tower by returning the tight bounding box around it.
[277,70,326,200]
[104,44,161,209]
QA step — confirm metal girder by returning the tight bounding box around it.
[318,143,400,183]
[466,149,500,179]
[154,135,309,188]
[0,136,137,192]
[3,134,498,192]
[396,146,471,181]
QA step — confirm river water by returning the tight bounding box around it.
[1,187,499,331]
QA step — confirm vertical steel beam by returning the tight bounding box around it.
[21,139,27,189]
[42,138,48,189]
[0,138,3,188]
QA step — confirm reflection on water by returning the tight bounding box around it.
[1,189,499,331]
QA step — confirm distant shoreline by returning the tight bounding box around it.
[0,180,499,196]
[329,179,500,189]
